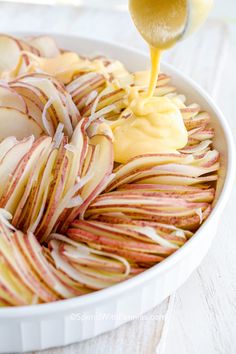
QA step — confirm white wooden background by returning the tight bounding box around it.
[0,1,235,353]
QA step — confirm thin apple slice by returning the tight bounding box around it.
[0,107,43,142]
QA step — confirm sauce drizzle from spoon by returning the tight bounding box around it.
[110,0,213,163]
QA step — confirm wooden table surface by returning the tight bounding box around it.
[0,1,235,353]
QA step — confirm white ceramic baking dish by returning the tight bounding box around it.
[0,33,235,353]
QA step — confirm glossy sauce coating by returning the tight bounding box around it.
[111,0,212,163]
